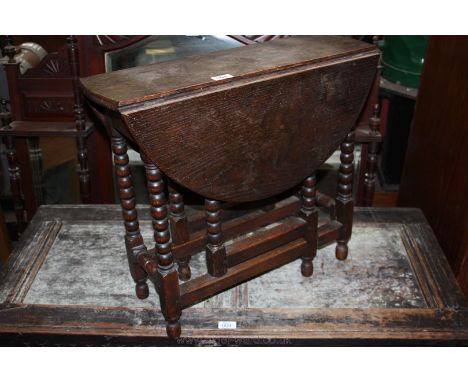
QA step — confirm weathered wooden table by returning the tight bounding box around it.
[0,205,466,346]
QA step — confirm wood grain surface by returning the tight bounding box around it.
[122,55,377,202]
[0,205,466,345]
[82,36,378,202]
[80,36,378,202]
[80,36,377,109]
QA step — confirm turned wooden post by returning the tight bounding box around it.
[142,156,181,338]
[363,104,381,207]
[335,130,355,260]
[299,173,318,276]
[205,199,227,277]
[168,182,191,281]
[111,129,149,300]
[0,99,26,234]
[67,35,91,204]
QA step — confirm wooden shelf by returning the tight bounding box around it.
[0,121,93,138]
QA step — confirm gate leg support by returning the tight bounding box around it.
[142,155,181,338]
[299,173,318,277]
[335,130,355,261]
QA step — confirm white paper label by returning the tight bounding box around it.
[211,73,234,81]
[218,321,237,329]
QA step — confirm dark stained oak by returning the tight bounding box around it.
[0,35,95,236]
[0,103,26,234]
[299,174,318,276]
[335,130,355,260]
[67,35,91,204]
[205,199,227,277]
[141,155,181,337]
[168,183,191,281]
[80,36,379,338]
[225,216,306,268]
[172,196,301,260]
[111,129,149,300]
[362,104,381,207]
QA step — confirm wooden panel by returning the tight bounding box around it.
[398,36,468,296]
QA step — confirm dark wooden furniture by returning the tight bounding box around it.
[0,205,466,345]
[0,203,10,264]
[91,35,385,207]
[80,36,379,338]
[1,34,383,238]
[0,36,93,232]
[399,36,468,297]
[233,35,385,207]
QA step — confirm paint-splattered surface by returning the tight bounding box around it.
[23,222,426,309]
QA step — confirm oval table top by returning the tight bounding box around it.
[81,36,379,202]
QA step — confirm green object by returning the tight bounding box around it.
[380,36,428,89]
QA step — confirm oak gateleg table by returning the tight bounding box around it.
[79,36,380,338]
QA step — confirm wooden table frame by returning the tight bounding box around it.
[108,127,355,337]
[79,36,382,338]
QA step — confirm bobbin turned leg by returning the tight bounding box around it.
[335,130,355,260]
[363,104,381,207]
[299,173,318,277]
[5,136,27,234]
[111,129,149,299]
[142,156,181,338]
[67,35,91,204]
[205,199,227,277]
[168,183,191,281]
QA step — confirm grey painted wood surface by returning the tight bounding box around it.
[0,205,466,345]
[22,222,425,309]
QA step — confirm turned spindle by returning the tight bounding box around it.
[67,35,91,204]
[111,130,149,299]
[299,173,318,277]
[0,99,26,234]
[205,199,227,277]
[335,130,355,260]
[142,156,181,338]
[363,104,381,207]
[2,42,27,234]
[168,183,191,281]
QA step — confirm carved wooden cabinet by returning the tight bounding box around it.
[81,36,379,337]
